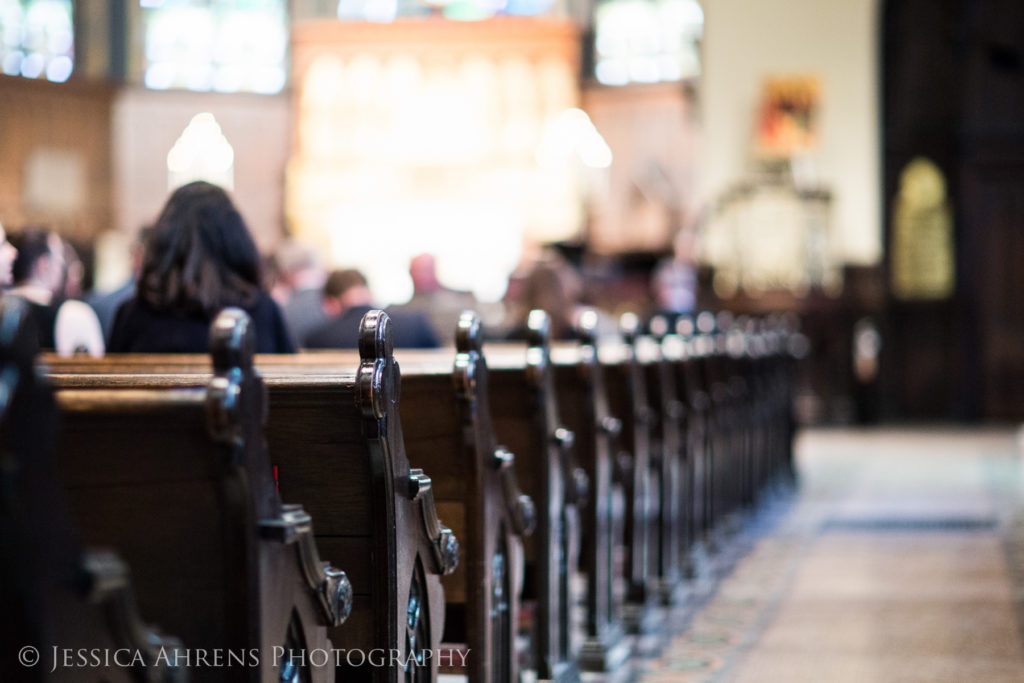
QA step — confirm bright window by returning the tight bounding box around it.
[336,0,555,23]
[0,0,74,82]
[593,0,702,86]
[141,0,287,94]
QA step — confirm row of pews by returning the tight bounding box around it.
[0,295,796,683]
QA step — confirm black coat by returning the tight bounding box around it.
[304,305,440,349]
[109,293,295,354]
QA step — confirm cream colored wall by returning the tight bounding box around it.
[111,88,292,250]
[700,0,881,265]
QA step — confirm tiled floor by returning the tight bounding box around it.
[646,427,1024,682]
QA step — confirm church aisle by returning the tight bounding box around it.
[645,428,1024,682]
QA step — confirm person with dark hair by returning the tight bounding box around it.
[108,181,295,353]
[7,227,65,349]
[503,251,584,342]
[276,240,329,347]
[304,268,440,349]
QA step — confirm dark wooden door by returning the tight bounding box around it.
[882,0,1024,420]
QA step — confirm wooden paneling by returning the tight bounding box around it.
[0,75,113,241]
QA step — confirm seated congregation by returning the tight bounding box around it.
[0,182,797,683]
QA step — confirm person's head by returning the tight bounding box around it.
[409,253,440,294]
[0,223,18,288]
[59,238,85,299]
[517,253,582,339]
[651,258,696,313]
[138,181,262,317]
[10,227,64,296]
[322,268,372,316]
[275,240,326,291]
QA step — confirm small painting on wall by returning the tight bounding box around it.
[755,75,820,158]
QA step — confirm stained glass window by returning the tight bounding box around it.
[336,0,555,23]
[141,0,287,94]
[0,0,74,82]
[593,0,702,86]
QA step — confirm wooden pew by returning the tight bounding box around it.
[747,316,798,491]
[679,309,737,540]
[674,313,796,539]
[0,297,183,682]
[549,310,630,676]
[44,312,526,682]
[597,315,663,647]
[484,311,584,683]
[358,313,536,683]
[636,320,687,620]
[669,315,714,564]
[45,312,532,683]
[46,309,363,682]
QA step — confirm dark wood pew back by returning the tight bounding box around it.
[597,316,662,642]
[44,312,466,683]
[47,313,533,683]
[483,311,583,683]
[549,311,629,674]
[0,297,184,682]
[45,309,357,682]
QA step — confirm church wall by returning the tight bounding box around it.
[699,0,881,266]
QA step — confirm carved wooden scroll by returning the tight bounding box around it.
[407,469,460,576]
[455,312,536,538]
[451,310,534,683]
[81,551,186,682]
[357,310,458,578]
[355,309,453,682]
[209,309,354,629]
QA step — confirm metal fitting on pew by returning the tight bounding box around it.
[260,505,354,627]
[493,447,537,535]
[83,551,187,683]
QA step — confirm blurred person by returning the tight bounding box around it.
[390,253,476,340]
[305,268,440,349]
[0,223,18,289]
[503,252,584,341]
[262,253,290,307]
[7,228,66,349]
[645,257,698,334]
[109,181,295,353]
[275,240,329,348]
[58,238,87,300]
[89,226,152,341]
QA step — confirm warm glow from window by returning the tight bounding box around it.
[288,22,582,304]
